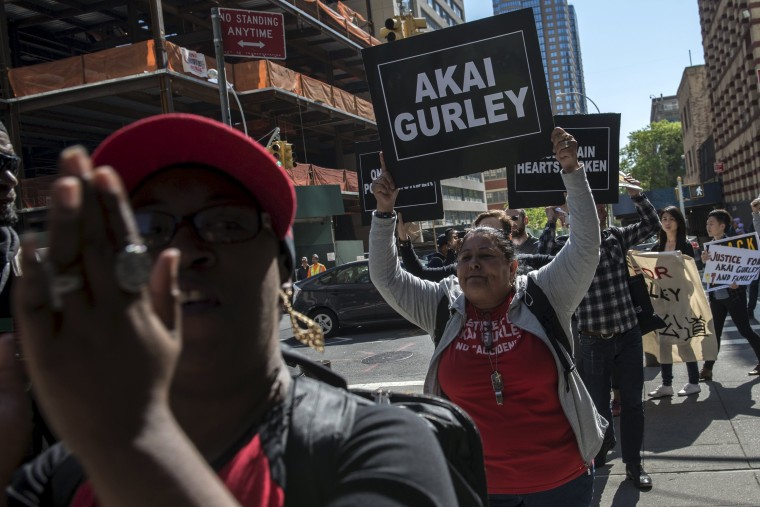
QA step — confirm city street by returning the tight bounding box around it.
[282,308,760,506]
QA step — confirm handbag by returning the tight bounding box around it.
[627,271,667,334]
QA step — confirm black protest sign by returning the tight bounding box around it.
[362,9,552,188]
[356,141,443,226]
[506,113,620,208]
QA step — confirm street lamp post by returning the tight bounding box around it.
[555,91,601,114]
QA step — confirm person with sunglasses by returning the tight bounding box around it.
[0,114,458,507]
[503,208,539,254]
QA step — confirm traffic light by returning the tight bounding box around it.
[281,142,295,169]
[402,15,427,37]
[267,141,283,167]
[380,17,404,42]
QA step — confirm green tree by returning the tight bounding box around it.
[620,120,684,191]
[524,206,568,237]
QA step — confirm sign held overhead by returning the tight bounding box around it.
[218,8,286,60]
[362,9,553,188]
[507,113,621,208]
[355,141,443,226]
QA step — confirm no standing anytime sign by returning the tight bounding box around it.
[219,8,286,60]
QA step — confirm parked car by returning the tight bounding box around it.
[292,260,409,338]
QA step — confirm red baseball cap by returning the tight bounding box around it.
[92,113,296,240]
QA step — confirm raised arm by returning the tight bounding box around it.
[396,214,455,282]
[533,129,601,318]
[611,183,661,251]
[368,158,445,335]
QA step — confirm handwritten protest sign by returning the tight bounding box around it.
[507,113,620,208]
[628,251,717,363]
[703,232,760,292]
[355,141,443,225]
[361,8,552,187]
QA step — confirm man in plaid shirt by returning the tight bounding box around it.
[538,179,660,490]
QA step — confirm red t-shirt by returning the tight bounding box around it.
[438,296,586,494]
[71,434,285,507]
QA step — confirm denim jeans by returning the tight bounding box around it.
[488,468,594,507]
[661,361,700,386]
[705,295,760,369]
[580,326,644,464]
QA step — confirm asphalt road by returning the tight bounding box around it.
[280,316,432,393]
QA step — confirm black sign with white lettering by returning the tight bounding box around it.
[356,141,443,226]
[362,9,552,188]
[507,113,621,208]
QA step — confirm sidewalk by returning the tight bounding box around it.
[593,310,760,506]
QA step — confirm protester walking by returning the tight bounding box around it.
[370,128,607,507]
[647,206,701,398]
[748,197,760,321]
[700,209,760,380]
[539,176,661,489]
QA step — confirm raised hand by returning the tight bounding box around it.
[551,127,580,172]
[14,146,181,456]
[622,174,643,197]
[370,153,400,213]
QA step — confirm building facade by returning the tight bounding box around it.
[698,0,760,216]
[493,0,588,114]
[677,65,713,186]
[649,95,680,123]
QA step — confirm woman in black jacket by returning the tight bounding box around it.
[647,206,701,398]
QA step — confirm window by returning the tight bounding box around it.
[486,190,507,203]
[483,168,507,180]
[333,264,370,285]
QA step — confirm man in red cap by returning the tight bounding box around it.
[0,114,458,506]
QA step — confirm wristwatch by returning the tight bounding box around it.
[373,210,396,219]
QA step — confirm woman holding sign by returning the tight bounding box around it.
[369,128,607,507]
[647,206,701,397]
[700,209,760,380]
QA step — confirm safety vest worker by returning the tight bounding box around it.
[308,254,326,277]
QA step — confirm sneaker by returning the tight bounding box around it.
[748,364,760,376]
[610,399,621,417]
[699,367,713,381]
[677,383,701,396]
[648,384,674,398]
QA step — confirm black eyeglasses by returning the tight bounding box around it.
[0,153,20,175]
[509,215,521,221]
[134,205,268,250]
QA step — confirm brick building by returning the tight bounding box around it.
[698,0,760,218]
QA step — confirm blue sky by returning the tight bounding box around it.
[462,0,705,147]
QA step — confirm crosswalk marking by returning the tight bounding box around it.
[349,380,425,389]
